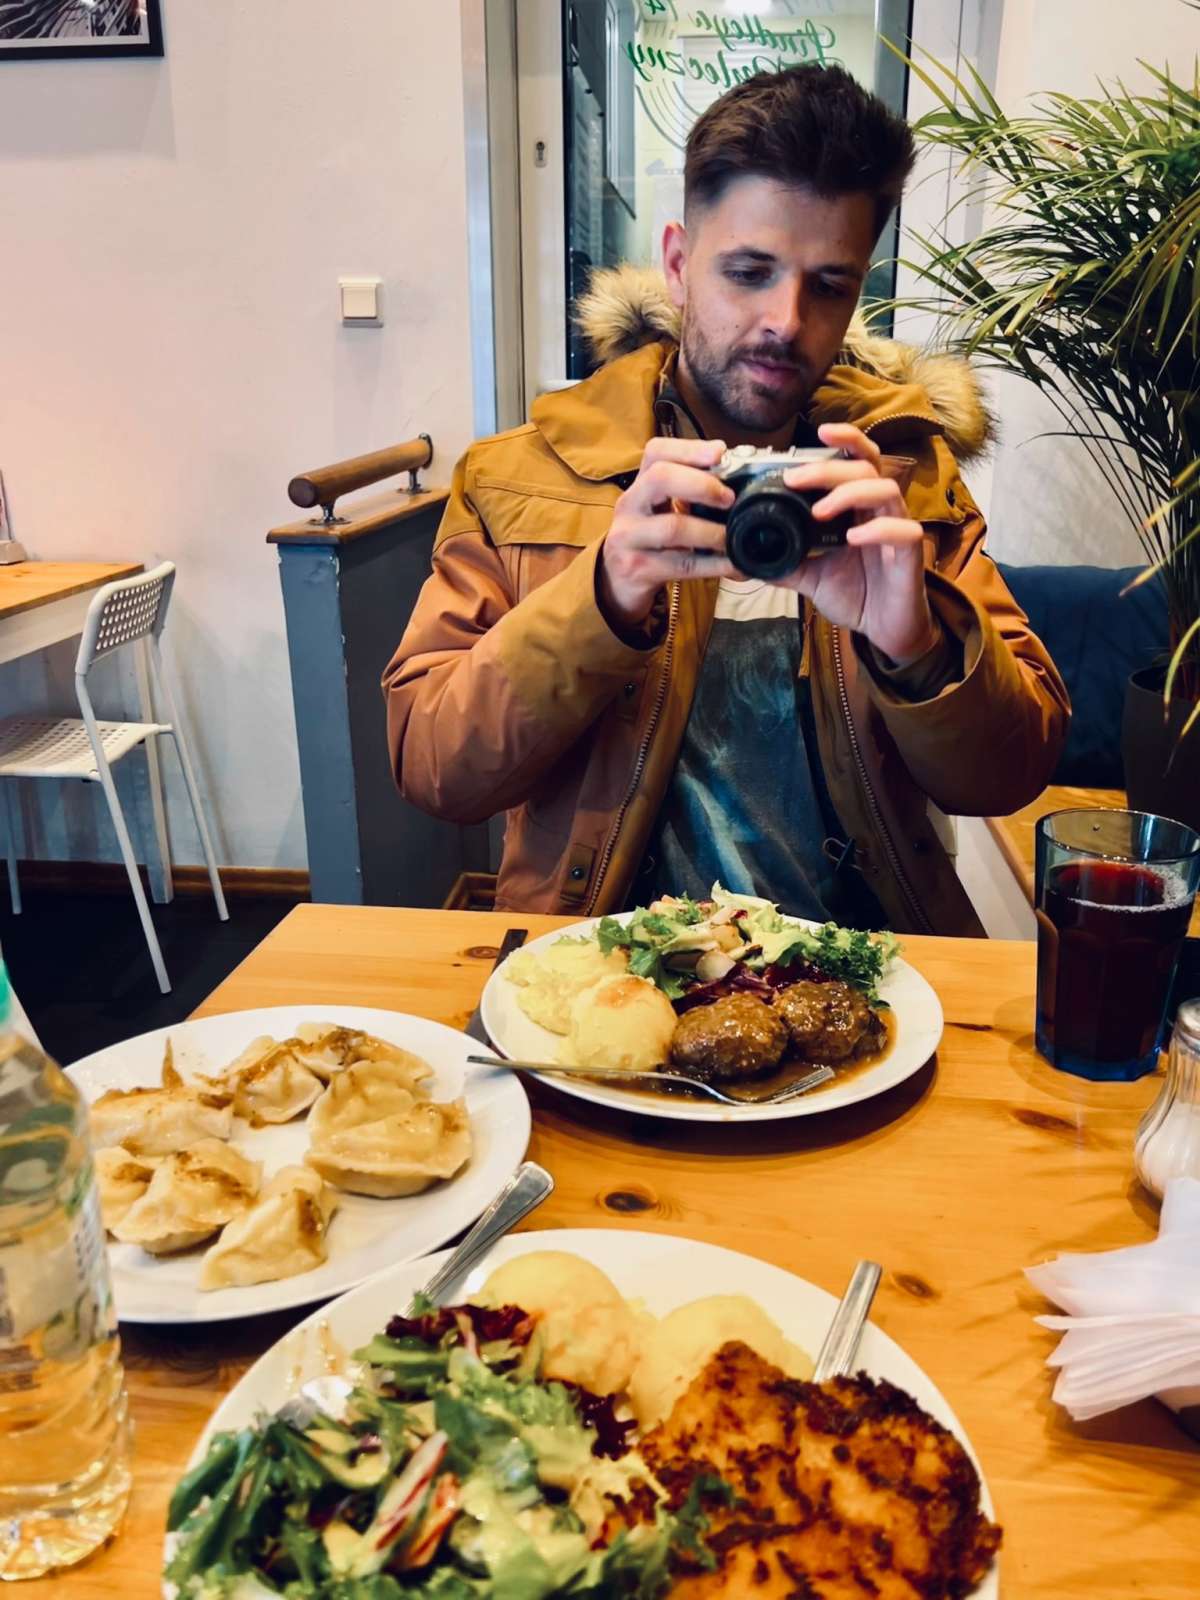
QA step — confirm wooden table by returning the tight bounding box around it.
[988,784,1200,935]
[45,906,1198,1599]
[0,561,143,665]
[0,560,177,905]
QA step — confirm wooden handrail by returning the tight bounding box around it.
[287,433,433,520]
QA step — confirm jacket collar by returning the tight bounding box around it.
[530,340,952,482]
[530,342,670,482]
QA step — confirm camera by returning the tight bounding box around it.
[696,444,853,581]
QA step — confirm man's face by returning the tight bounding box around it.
[664,176,877,437]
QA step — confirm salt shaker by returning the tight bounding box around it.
[1134,999,1200,1198]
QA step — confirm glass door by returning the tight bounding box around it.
[517,0,914,396]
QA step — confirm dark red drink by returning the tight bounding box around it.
[1036,860,1193,1077]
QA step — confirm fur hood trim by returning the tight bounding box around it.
[574,264,996,462]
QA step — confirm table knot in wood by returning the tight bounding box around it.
[894,1272,939,1302]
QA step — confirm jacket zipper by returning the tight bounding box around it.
[586,583,681,915]
[830,626,934,934]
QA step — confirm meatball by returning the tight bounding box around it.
[775,981,830,1047]
[670,994,788,1082]
[777,979,875,1063]
[858,1007,888,1058]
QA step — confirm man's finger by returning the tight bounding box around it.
[648,550,740,582]
[813,478,908,521]
[816,422,881,467]
[640,435,728,469]
[783,458,875,491]
[845,516,926,548]
[627,460,735,516]
[624,512,731,553]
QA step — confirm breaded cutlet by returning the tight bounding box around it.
[640,1340,1001,1599]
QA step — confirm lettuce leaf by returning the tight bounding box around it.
[754,921,899,1001]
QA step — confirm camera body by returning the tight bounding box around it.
[696,444,853,580]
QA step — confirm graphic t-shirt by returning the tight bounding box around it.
[635,577,885,927]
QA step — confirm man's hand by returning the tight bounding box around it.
[780,423,939,668]
[598,436,738,629]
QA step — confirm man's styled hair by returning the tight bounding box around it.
[684,64,916,237]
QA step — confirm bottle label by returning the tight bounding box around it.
[0,1173,110,1390]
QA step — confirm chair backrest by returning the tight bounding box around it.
[997,561,1168,788]
[75,561,176,676]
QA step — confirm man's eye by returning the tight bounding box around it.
[815,278,854,299]
[725,268,768,286]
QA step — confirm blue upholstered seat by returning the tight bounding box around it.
[996,562,1168,788]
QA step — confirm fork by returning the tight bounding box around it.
[274,1161,554,1431]
[467,1053,834,1106]
[812,1260,883,1381]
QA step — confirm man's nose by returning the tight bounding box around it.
[758,280,806,343]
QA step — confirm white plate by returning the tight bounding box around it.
[68,1006,531,1325]
[177,1229,997,1600]
[479,916,944,1122]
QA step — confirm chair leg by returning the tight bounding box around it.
[152,642,228,922]
[91,747,171,995]
[136,640,176,915]
[135,637,174,907]
[1,783,20,915]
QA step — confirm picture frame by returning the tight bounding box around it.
[0,1,163,61]
[0,470,28,562]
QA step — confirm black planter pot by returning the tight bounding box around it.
[1121,666,1200,832]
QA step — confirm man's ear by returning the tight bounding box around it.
[662,221,688,309]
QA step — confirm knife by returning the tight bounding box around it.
[463,926,528,1045]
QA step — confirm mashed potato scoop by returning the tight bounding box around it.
[504,938,628,1035]
[560,974,677,1073]
[478,1250,640,1396]
[629,1293,813,1426]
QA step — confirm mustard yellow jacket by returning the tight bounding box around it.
[384,273,1069,933]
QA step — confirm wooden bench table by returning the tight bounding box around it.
[39,904,1200,1599]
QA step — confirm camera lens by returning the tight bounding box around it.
[739,521,792,573]
[726,485,813,580]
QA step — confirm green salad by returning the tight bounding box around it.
[595,883,898,1003]
[164,1301,726,1600]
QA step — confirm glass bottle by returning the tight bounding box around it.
[0,965,132,1579]
[1134,998,1200,1199]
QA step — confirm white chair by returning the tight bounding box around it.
[0,563,227,994]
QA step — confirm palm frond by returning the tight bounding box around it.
[885,36,1200,704]
[0,2,142,42]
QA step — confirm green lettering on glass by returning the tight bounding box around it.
[626,20,837,83]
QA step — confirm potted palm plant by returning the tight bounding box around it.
[883,44,1200,826]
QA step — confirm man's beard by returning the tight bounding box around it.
[680,308,816,436]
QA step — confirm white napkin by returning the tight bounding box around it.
[1025,1177,1200,1422]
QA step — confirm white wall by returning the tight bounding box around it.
[0,0,473,870]
[901,0,1196,569]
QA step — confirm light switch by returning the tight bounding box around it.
[339,277,383,325]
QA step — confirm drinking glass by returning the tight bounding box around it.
[1035,809,1200,1081]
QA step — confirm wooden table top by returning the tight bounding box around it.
[0,561,143,620]
[988,784,1200,935]
[44,906,1196,1599]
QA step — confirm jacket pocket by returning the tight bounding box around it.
[474,478,618,549]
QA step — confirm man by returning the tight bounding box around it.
[383,65,1068,934]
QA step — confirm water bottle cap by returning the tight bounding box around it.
[0,961,9,1031]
